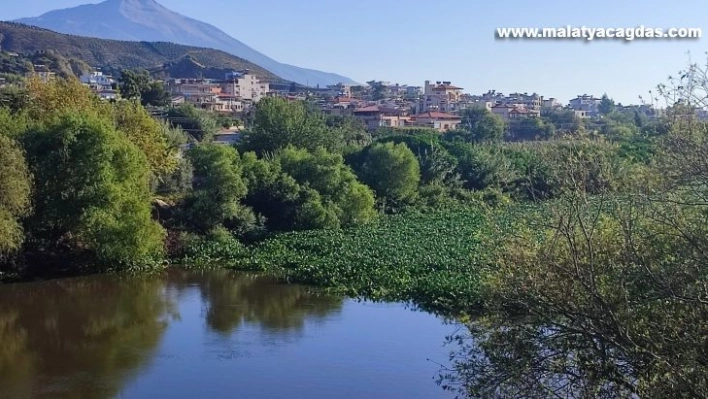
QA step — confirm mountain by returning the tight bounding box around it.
[0,21,293,84]
[13,0,357,87]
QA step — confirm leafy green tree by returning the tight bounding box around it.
[241,97,341,154]
[449,108,505,143]
[0,86,29,114]
[0,135,31,255]
[119,69,170,107]
[598,93,616,115]
[508,117,555,141]
[367,80,386,101]
[373,134,458,185]
[118,69,150,103]
[358,142,421,207]
[167,104,219,142]
[113,101,178,178]
[142,81,171,108]
[22,112,165,266]
[242,147,376,231]
[182,144,249,233]
[325,115,371,147]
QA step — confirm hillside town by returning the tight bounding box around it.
[60,67,677,134]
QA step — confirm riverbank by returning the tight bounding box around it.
[170,203,542,317]
[1,203,533,316]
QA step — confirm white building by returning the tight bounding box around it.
[80,71,115,91]
[569,95,602,117]
[221,71,270,102]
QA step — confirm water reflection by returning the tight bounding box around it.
[0,275,174,399]
[165,269,343,334]
[0,270,345,399]
[438,319,645,399]
[0,270,453,399]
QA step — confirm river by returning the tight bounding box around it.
[0,268,460,399]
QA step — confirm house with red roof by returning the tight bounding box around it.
[353,106,410,131]
[411,111,461,132]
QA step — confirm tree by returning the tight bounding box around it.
[508,117,555,141]
[598,93,616,115]
[241,147,376,231]
[358,142,421,207]
[118,69,150,102]
[182,144,248,233]
[113,101,178,178]
[22,112,165,266]
[367,80,386,101]
[24,76,110,121]
[451,108,505,143]
[0,135,31,255]
[167,104,219,142]
[141,81,171,107]
[241,97,341,154]
[119,69,170,107]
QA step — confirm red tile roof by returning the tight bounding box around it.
[354,105,381,113]
[416,111,461,120]
[433,85,463,90]
[354,106,404,115]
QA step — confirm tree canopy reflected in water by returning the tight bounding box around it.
[165,269,343,335]
[0,275,175,399]
[0,269,344,399]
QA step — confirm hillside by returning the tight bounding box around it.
[14,0,357,87]
[0,21,287,83]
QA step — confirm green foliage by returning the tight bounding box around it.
[241,97,342,154]
[172,226,245,265]
[357,142,421,208]
[0,135,32,255]
[325,114,371,147]
[182,144,248,233]
[22,112,165,266]
[156,157,193,198]
[0,86,30,114]
[229,206,491,314]
[167,104,219,142]
[507,117,555,141]
[113,101,177,177]
[119,69,170,107]
[242,146,376,231]
[598,93,616,115]
[448,108,505,143]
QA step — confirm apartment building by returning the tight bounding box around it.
[221,71,270,102]
[568,94,602,118]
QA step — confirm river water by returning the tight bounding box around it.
[0,269,460,399]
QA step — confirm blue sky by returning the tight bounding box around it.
[2,0,707,104]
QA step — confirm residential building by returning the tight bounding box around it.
[80,70,115,91]
[221,71,270,102]
[504,92,544,109]
[353,106,410,131]
[326,83,353,98]
[25,69,56,82]
[491,104,539,121]
[542,98,561,109]
[412,111,461,132]
[424,80,464,102]
[97,89,118,101]
[569,94,602,118]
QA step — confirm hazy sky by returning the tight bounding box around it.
[2,0,707,104]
